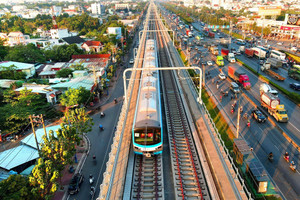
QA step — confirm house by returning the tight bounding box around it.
[0,125,61,174]
[38,62,67,79]
[50,28,70,39]
[81,41,104,53]
[51,75,96,92]
[69,54,111,74]
[107,27,122,39]
[7,32,30,46]
[0,61,35,79]
[62,36,85,47]
[15,83,58,104]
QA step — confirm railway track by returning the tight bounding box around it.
[131,155,163,199]
[155,11,211,200]
[130,7,165,200]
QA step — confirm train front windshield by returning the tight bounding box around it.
[134,128,161,145]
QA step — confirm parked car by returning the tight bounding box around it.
[207,61,213,66]
[219,72,226,80]
[68,173,84,195]
[252,109,266,123]
[290,83,300,91]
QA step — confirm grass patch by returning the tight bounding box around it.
[223,29,251,41]
[201,88,235,150]
[177,48,188,66]
[236,59,300,105]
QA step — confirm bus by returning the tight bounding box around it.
[270,50,286,61]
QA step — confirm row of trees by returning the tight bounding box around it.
[0,107,93,199]
[0,42,84,63]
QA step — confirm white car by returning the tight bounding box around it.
[219,72,226,80]
[129,59,134,64]
[207,61,213,66]
[277,42,283,46]
[290,47,297,52]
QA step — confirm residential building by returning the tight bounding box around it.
[91,2,103,15]
[107,27,122,39]
[81,41,104,53]
[38,62,67,79]
[0,61,35,79]
[7,32,29,46]
[50,29,70,39]
[15,83,58,104]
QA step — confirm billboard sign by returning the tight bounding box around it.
[258,6,281,16]
[286,14,300,26]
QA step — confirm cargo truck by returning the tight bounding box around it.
[260,83,278,97]
[260,92,288,122]
[216,56,224,66]
[220,38,230,48]
[252,47,266,59]
[245,48,254,58]
[208,32,215,38]
[288,65,300,80]
[239,46,245,53]
[266,57,283,69]
[228,66,251,89]
[228,53,236,63]
[261,62,286,81]
[210,46,218,55]
[221,48,229,58]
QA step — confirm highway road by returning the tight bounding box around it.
[163,12,300,200]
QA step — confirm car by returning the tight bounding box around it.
[252,109,267,123]
[129,59,134,64]
[68,173,84,195]
[236,50,241,55]
[218,72,226,80]
[207,61,213,66]
[290,83,300,91]
[290,47,297,52]
[277,42,282,46]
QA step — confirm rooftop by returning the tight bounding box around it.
[0,61,34,70]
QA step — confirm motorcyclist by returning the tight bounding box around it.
[290,161,296,170]
[114,98,117,104]
[93,155,96,160]
[268,152,273,160]
[99,124,104,130]
[90,186,95,196]
[247,120,250,127]
[89,174,94,184]
[284,152,289,161]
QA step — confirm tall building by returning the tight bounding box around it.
[91,1,102,15]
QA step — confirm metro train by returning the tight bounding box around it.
[132,39,163,156]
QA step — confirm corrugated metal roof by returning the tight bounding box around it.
[0,145,39,171]
[21,125,60,149]
[51,76,94,91]
[0,61,35,70]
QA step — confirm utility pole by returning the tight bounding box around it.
[229,19,232,52]
[29,115,40,153]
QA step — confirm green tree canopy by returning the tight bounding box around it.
[4,43,46,63]
[43,44,84,62]
[55,68,73,78]
[0,175,35,200]
[29,158,59,200]
[59,87,91,107]
[0,65,26,80]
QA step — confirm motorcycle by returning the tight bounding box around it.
[100,112,105,118]
[90,186,95,197]
[283,155,290,163]
[114,98,117,104]
[290,162,297,172]
[89,175,94,185]
[99,125,104,131]
[268,154,273,162]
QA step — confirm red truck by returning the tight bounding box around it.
[221,48,229,58]
[228,66,251,89]
[208,32,215,38]
[245,48,254,58]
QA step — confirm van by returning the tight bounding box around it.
[230,82,240,93]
